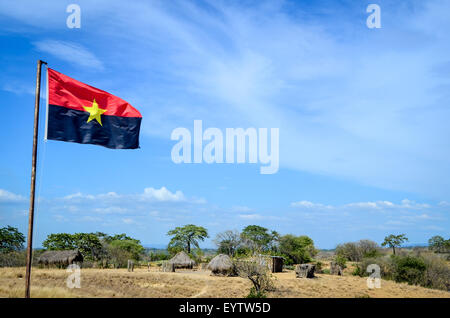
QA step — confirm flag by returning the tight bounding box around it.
[46,68,142,149]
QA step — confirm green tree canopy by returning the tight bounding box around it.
[0,226,25,253]
[43,233,103,260]
[278,234,317,265]
[428,235,449,253]
[381,234,408,255]
[167,224,208,254]
[214,230,242,256]
[109,239,144,260]
[241,225,279,252]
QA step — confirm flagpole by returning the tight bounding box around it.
[25,59,47,298]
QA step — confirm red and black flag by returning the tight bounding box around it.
[46,68,142,149]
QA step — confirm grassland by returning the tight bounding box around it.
[0,266,449,298]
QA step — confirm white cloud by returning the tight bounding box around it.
[122,218,136,224]
[94,207,128,214]
[231,205,253,212]
[142,187,185,202]
[290,201,330,209]
[33,40,104,70]
[239,214,263,220]
[0,189,26,203]
[345,201,396,209]
[291,199,432,211]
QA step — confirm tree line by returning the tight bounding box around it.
[1,224,449,268]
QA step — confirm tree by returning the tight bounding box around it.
[0,226,25,253]
[43,233,103,261]
[241,225,279,253]
[42,233,76,250]
[167,224,208,254]
[428,236,449,254]
[214,230,242,256]
[235,257,275,297]
[278,234,317,265]
[382,234,408,255]
[100,233,137,244]
[109,239,144,260]
[358,239,380,258]
[335,239,379,261]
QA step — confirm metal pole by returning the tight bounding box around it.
[25,59,47,298]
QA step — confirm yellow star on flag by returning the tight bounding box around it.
[83,99,107,126]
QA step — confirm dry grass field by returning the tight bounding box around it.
[0,266,449,298]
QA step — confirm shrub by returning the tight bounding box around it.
[278,235,317,265]
[335,240,380,262]
[353,256,393,279]
[246,287,267,298]
[314,261,323,273]
[422,254,450,291]
[0,251,26,267]
[391,255,426,285]
[235,257,275,296]
[335,255,347,269]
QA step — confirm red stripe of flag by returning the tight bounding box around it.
[48,68,142,118]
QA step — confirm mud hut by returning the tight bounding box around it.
[207,254,236,276]
[37,250,83,268]
[169,251,196,269]
[258,255,284,273]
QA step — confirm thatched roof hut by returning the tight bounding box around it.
[169,251,196,269]
[37,250,83,267]
[207,254,236,276]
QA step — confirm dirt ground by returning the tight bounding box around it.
[0,267,448,298]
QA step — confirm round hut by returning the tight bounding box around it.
[37,250,83,268]
[207,254,236,276]
[169,251,196,269]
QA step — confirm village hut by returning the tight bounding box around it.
[37,250,83,268]
[207,254,236,276]
[258,255,284,273]
[168,251,196,269]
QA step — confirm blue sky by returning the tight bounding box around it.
[0,0,449,249]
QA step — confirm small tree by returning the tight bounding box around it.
[241,225,279,253]
[428,236,449,254]
[235,257,275,298]
[278,234,317,264]
[214,230,242,256]
[382,234,408,255]
[167,224,208,254]
[109,240,144,261]
[335,239,379,261]
[0,226,25,253]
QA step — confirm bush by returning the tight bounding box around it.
[278,235,317,265]
[353,256,393,279]
[335,240,380,262]
[246,287,267,298]
[392,255,426,285]
[314,261,323,273]
[0,251,26,267]
[235,257,275,296]
[335,255,347,269]
[149,252,170,261]
[422,254,450,291]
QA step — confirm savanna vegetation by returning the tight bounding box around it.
[0,224,449,297]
